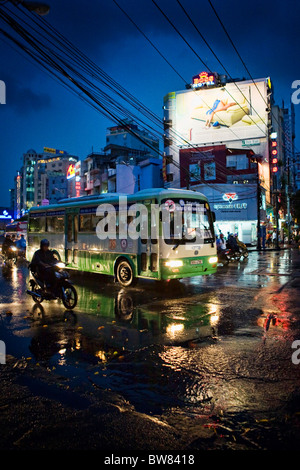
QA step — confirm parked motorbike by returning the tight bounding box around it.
[27,261,78,309]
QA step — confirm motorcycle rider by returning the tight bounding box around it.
[216,233,226,252]
[16,234,26,256]
[2,234,14,257]
[30,239,59,293]
[227,233,240,253]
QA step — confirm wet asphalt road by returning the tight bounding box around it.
[0,248,300,451]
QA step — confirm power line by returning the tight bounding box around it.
[151,0,267,137]
[207,0,299,158]
[0,3,264,198]
[111,0,267,187]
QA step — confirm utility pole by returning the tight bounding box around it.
[257,168,261,251]
[286,155,291,245]
[275,190,280,249]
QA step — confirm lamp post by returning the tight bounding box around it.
[251,154,263,251]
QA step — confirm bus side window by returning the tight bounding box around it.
[79,214,92,232]
[29,216,45,233]
[92,214,102,231]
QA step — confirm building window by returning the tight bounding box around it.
[204,162,216,180]
[166,173,173,182]
[165,155,173,165]
[189,163,201,182]
[226,154,248,170]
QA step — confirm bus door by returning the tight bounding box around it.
[65,209,79,266]
[138,200,159,277]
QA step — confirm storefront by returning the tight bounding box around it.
[192,184,266,245]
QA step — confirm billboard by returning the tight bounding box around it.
[173,78,268,146]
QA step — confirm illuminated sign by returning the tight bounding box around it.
[213,202,247,210]
[75,181,81,197]
[171,78,268,147]
[222,193,238,203]
[67,164,75,179]
[44,147,68,155]
[0,210,12,219]
[270,134,278,173]
[192,72,218,89]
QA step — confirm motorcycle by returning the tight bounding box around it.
[27,261,78,309]
[3,245,18,267]
[237,239,249,259]
[217,248,231,266]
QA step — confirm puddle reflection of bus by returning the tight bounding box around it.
[75,286,217,350]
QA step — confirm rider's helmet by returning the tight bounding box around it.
[40,239,50,248]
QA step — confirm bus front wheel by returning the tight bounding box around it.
[116,260,136,287]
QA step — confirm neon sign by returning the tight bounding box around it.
[0,210,12,219]
[67,164,75,179]
[44,147,68,155]
[191,72,218,89]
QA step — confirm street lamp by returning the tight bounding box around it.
[6,0,50,15]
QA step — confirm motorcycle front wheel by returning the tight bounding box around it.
[61,284,77,309]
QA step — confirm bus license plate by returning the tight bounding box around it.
[190,259,203,265]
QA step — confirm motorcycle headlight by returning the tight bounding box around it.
[56,262,65,269]
[11,246,17,252]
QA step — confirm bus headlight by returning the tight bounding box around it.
[208,256,218,264]
[165,260,183,268]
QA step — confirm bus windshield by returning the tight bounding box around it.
[161,198,214,245]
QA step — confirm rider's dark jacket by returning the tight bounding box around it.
[31,249,57,277]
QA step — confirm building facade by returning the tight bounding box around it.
[18,147,79,213]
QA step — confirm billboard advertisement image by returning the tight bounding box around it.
[173,78,268,146]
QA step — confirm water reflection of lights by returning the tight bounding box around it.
[75,336,81,350]
[208,303,220,327]
[95,350,106,362]
[166,323,184,338]
[58,348,67,365]
[210,314,219,327]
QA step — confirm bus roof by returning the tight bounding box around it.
[28,188,209,212]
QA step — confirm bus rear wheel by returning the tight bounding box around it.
[116,260,136,287]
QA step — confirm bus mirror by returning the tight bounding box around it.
[211,211,216,223]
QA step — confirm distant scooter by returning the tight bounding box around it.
[217,248,231,266]
[237,239,249,259]
[3,245,18,267]
[27,261,78,309]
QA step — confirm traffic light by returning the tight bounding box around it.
[270,134,278,173]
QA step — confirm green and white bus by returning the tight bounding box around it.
[27,188,217,286]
